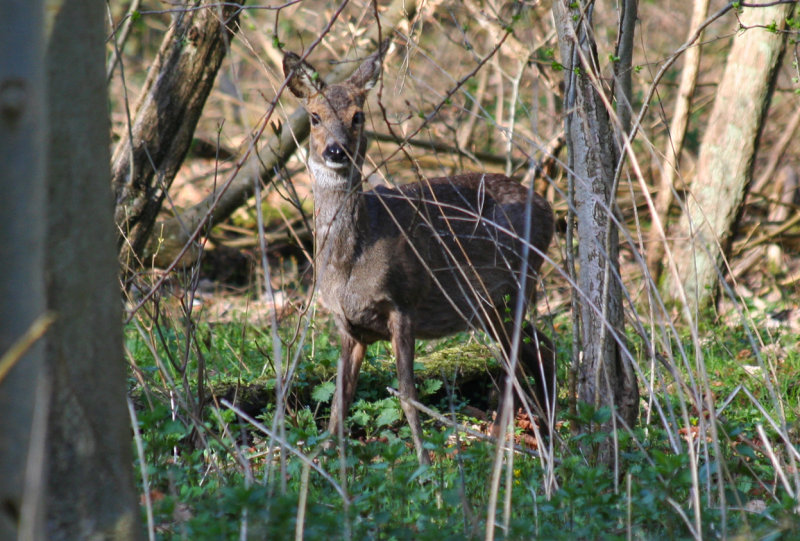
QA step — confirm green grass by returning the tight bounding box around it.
[126,307,800,540]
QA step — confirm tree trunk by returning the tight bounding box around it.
[43,1,142,538]
[667,1,795,314]
[552,0,640,464]
[0,1,48,538]
[647,0,710,278]
[112,0,246,275]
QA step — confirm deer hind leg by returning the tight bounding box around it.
[519,322,556,426]
[489,314,556,430]
[328,331,367,442]
[389,311,431,465]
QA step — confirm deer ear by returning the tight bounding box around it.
[345,40,391,91]
[283,52,324,99]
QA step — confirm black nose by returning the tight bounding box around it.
[323,144,348,164]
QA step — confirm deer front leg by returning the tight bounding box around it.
[389,311,430,465]
[328,332,366,443]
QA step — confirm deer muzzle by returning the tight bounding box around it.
[322,142,349,168]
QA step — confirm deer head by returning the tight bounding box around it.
[283,44,388,187]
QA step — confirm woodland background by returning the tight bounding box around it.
[2,0,800,539]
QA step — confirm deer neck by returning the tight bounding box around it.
[309,159,367,271]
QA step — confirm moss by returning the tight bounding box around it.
[416,341,498,381]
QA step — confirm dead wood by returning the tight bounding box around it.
[647,0,709,278]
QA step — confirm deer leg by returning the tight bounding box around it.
[389,311,430,465]
[328,332,367,441]
[489,314,556,429]
[519,323,556,424]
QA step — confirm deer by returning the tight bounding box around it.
[282,44,555,464]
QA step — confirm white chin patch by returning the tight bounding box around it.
[310,161,350,189]
[325,160,348,170]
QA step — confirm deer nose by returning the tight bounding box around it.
[322,143,348,164]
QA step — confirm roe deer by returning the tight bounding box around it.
[283,45,555,464]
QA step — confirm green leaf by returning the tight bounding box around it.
[408,463,429,483]
[351,409,370,427]
[311,381,336,403]
[421,379,443,396]
[736,444,758,460]
[592,405,612,424]
[376,405,401,427]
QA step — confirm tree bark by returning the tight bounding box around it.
[43,1,142,538]
[553,0,639,464]
[0,1,48,538]
[112,0,246,275]
[613,0,638,136]
[667,1,796,314]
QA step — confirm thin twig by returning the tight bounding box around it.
[0,312,56,385]
[106,0,142,82]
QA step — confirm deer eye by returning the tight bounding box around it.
[310,112,321,126]
[352,111,365,126]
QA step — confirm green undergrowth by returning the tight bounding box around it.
[126,308,800,539]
